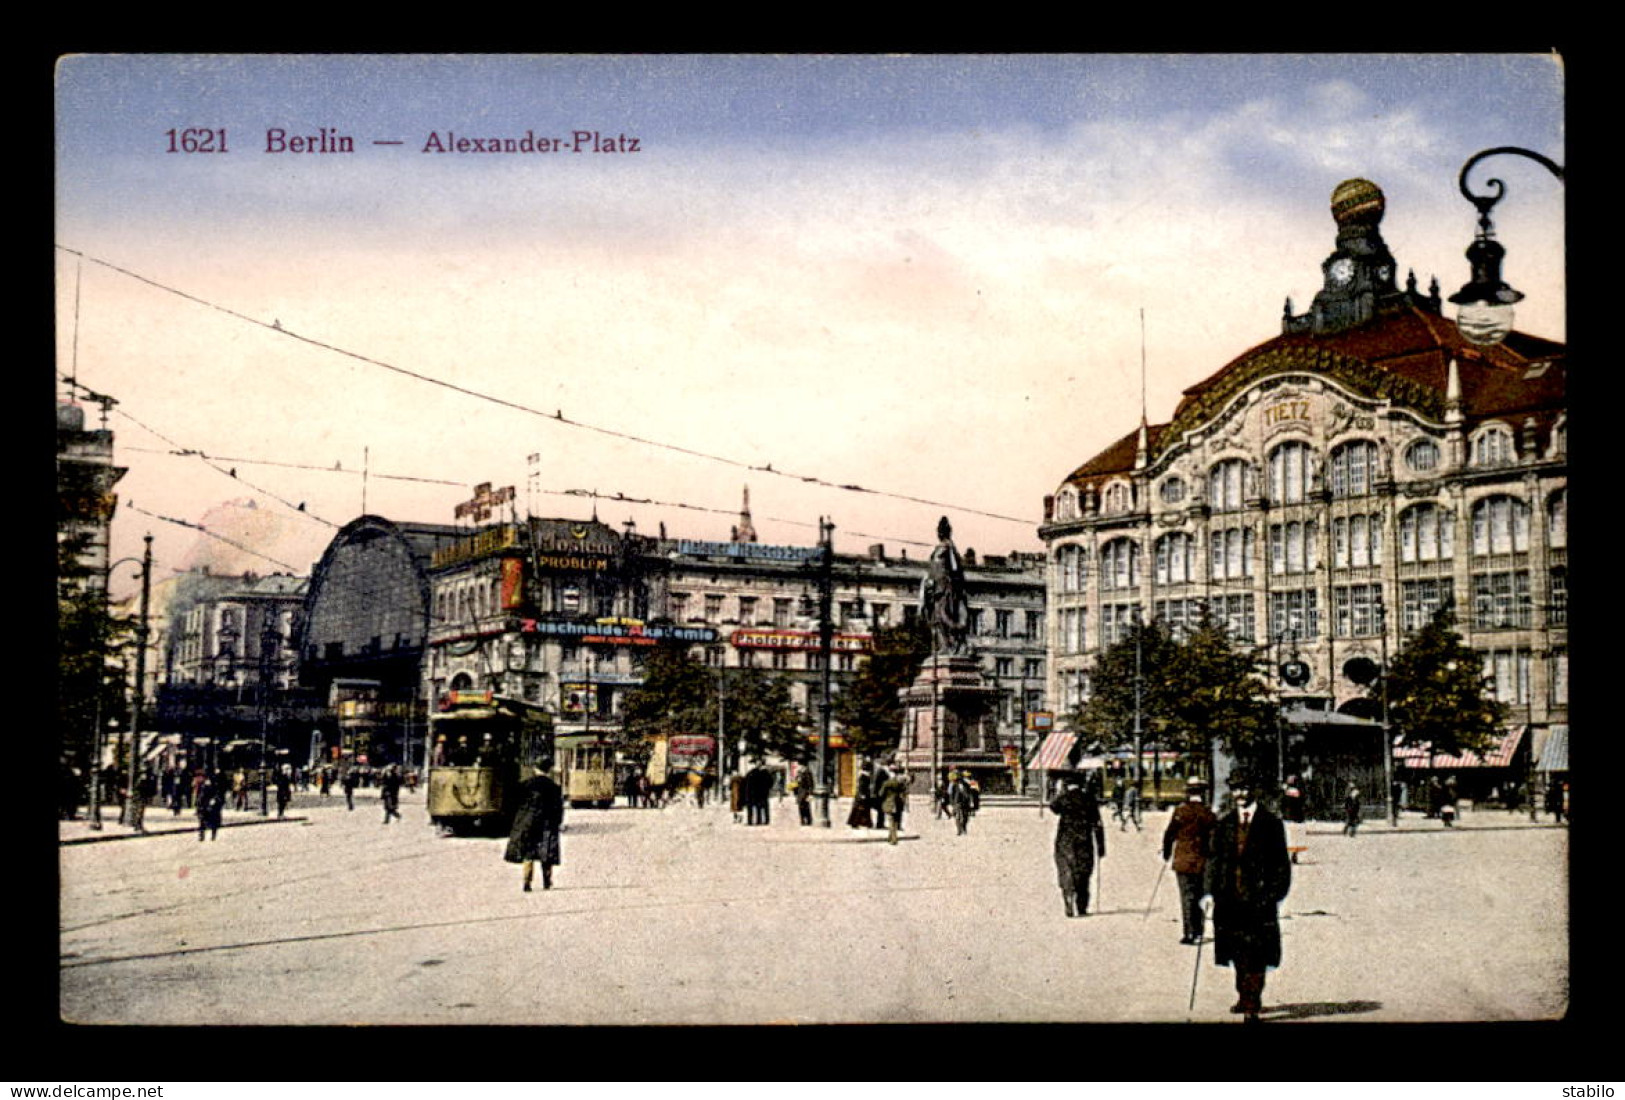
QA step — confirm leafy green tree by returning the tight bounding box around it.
[57,532,130,774]
[721,667,807,765]
[1378,605,1506,758]
[619,642,713,762]
[1072,611,1275,764]
[833,618,930,759]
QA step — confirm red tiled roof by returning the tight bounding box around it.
[1061,301,1565,486]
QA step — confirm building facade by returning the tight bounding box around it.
[150,569,316,771]
[1039,179,1566,790]
[415,506,1047,790]
[56,398,126,592]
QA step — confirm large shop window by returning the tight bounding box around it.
[1209,527,1255,580]
[1471,496,1531,556]
[1154,532,1196,585]
[1268,441,1313,505]
[1472,570,1532,630]
[1330,440,1379,498]
[1269,521,1318,575]
[1209,459,1249,512]
[1100,538,1140,591]
[1399,504,1453,563]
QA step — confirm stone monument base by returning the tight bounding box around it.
[897,654,1013,797]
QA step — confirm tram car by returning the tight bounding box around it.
[426,690,555,834]
[557,736,617,809]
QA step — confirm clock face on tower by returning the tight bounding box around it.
[1329,257,1355,287]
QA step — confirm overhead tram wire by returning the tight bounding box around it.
[121,502,307,575]
[65,375,950,553]
[56,245,1039,529]
[63,376,962,552]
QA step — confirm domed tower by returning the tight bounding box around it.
[1288,178,1435,336]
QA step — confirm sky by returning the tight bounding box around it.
[54,54,1567,600]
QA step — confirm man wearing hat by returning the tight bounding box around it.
[1161,776,1217,945]
[1203,769,1291,1023]
[1048,774,1106,917]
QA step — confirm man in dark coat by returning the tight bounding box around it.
[195,772,226,841]
[1049,775,1106,917]
[505,767,565,892]
[379,764,403,824]
[949,771,977,835]
[879,767,911,845]
[847,762,875,829]
[1203,770,1291,1023]
[1161,777,1216,944]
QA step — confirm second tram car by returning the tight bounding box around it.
[426,690,554,834]
[557,736,617,808]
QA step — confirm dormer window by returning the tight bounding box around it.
[1472,425,1515,468]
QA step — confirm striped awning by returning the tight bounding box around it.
[1537,725,1569,772]
[1394,725,1527,769]
[1029,732,1078,771]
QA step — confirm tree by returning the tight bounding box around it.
[618,642,713,762]
[1072,611,1276,765]
[833,618,930,759]
[721,667,807,765]
[57,532,130,776]
[1378,604,1506,758]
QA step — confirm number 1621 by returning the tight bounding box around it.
[166,128,228,153]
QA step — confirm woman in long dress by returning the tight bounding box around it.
[505,769,565,891]
[1049,776,1105,917]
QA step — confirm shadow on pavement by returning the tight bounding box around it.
[1264,999,1382,1021]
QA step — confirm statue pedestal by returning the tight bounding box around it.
[898,654,1011,796]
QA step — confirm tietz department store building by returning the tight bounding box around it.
[1039,179,1567,793]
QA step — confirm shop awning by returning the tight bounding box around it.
[1537,725,1569,772]
[1394,725,1527,769]
[1029,732,1077,771]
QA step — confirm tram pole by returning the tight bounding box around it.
[815,517,835,828]
[119,536,153,832]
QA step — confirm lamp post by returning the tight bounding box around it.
[1375,592,1396,826]
[115,536,154,832]
[1449,146,1565,346]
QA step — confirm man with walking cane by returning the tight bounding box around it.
[1161,776,1216,945]
[1201,769,1291,1024]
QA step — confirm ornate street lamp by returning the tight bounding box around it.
[1449,147,1564,346]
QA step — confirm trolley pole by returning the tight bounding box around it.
[815,516,835,828]
[120,536,153,831]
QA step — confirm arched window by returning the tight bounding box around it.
[1398,503,1454,562]
[1472,425,1515,468]
[1055,544,1086,594]
[1154,532,1196,586]
[1330,440,1378,498]
[1209,460,1248,512]
[1547,490,1567,550]
[1099,538,1140,591]
[1160,476,1186,505]
[1471,495,1531,556]
[1405,439,1441,473]
[1103,480,1133,514]
[1268,441,1313,504]
[1056,489,1077,520]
